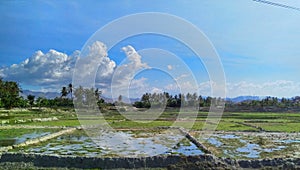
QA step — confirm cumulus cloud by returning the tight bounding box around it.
[73,41,116,88]
[2,41,300,98]
[121,45,149,69]
[110,45,150,99]
[0,49,79,90]
[112,45,149,84]
[0,41,149,97]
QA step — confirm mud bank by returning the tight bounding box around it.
[0,152,299,169]
[178,128,211,154]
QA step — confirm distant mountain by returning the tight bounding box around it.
[226,96,265,103]
[21,90,60,99]
[102,96,140,104]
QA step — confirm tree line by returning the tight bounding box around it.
[1,78,300,112]
[132,92,222,108]
[133,92,300,111]
[0,79,98,109]
[0,79,75,109]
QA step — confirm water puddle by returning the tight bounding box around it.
[164,137,204,156]
[169,142,204,156]
[263,146,286,152]
[18,130,204,157]
[197,132,300,159]
[236,143,260,158]
[207,138,223,147]
[276,139,300,144]
[220,134,240,139]
[16,131,51,144]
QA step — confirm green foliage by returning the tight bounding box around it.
[0,128,57,139]
[68,83,73,98]
[0,79,22,109]
[133,92,225,108]
[134,92,300,113]
[26,119,80,126]
[73,85,104,109]
[61,86,68,98]
[27,95,35,107]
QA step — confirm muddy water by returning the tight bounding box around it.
[17,130,204,157]
[9,130,299,159]
[197,132,300,159]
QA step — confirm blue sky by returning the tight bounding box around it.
[0,0,300,97]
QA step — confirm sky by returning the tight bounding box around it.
[0,0,300,98]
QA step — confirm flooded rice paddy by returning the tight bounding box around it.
[12,129,203,157]
[194,131,300,159]
[1,128,300,159]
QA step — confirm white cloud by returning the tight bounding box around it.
[0,41,151,97]
[227,80,300,98]
[0,49,79,90]
[163,80,300,98]
[73,41,116,88]
[174,74,189,81]
[112,45,150,84]
[164,83,178,92]
[164,81,199,95]
[110,45,150,99]
[0,41,117,93]
[201,80,300,98]
[151,87,164,94]
[167,65,172,70]
[2,41,300,98]
[198,81,212,96]
[121,45,149,69]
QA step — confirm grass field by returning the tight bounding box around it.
[1,108,300,162]
[1,108,300,132]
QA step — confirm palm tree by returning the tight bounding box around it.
[68,83,73,99]
[94,88,101,101]
[27,95,35,108]
[61,86,68,98]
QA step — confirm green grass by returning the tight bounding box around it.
[109,120,173,129]
[222,112,300,119]
[249,122,300,132]
[216,121,258,131]
[2,109,300,132]
[0,129,37,138]
[25,119,80,127]
[0,128,57,139]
